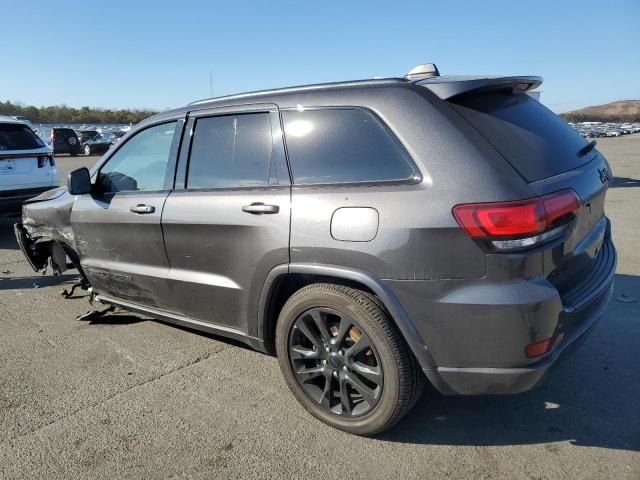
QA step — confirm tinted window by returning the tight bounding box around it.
[449,93,591,182]
[187,113,273,189]
[54,128,77,138]
[0,123,45,150]
[282,108,416,185]
[98,122,177,192]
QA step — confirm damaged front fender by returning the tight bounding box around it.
[15,187,82,276]
[14,223,49,271]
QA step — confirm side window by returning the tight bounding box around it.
[97,121,177,193]
[282,108,417,185]
[187,113,273,189]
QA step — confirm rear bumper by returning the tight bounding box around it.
[0,187,53,214]
[426,278,612,395]
[385,230,617,396]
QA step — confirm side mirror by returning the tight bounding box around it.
[67,167,92,195]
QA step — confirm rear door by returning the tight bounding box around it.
[0,122,54,190]
[161,104,290,334]
[71,117,184,309]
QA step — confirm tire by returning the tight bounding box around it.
[275,283,424,436]
[84,145,91,156]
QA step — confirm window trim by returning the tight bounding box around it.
[93,118,185,195]
[280,105,422,188]
[176,104,290,192]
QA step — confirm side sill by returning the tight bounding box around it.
[95,294,267,353]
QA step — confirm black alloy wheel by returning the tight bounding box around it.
[288,307,384,417]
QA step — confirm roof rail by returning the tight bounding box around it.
[405,63,440,81]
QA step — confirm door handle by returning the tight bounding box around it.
[130,204,156,214]
[242,203,279,215]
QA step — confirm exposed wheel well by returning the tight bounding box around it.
[261,273,376,354]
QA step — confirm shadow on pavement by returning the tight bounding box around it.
[0,274,79,291]
[611,176,640,188]
[0,215,20,250]
[382,273,640,451]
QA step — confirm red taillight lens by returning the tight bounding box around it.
[453,190,581,238]
[525,336,557,358]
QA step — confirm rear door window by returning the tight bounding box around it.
[186,113,274,189]
[282,108,417,185]
[0,123,45,150]
[449,93,591,182]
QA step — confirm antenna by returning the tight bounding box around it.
[405,63,440,81]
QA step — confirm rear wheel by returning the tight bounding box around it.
[84,145,91,156]
[275,283,424,436]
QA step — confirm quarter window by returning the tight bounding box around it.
[97,122,177,192]
[187,113,273,189]
[282,108,416,185]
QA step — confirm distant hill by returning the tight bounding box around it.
[561,100,640,123]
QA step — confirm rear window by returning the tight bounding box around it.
[449,93,591,182]
[54,128,77,138]
[0,123,45,151]
[282,108,417,185]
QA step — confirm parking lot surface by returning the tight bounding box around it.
[1,142,639,479]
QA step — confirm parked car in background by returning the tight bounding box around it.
[0,116,56,215]
[82,132,115,156]
[111,130,126,143]
[50,127,82,156]
[11,116,32,125]
[76,129,100,144]
[14,64,616,435]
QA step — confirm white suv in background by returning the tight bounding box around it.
[0,116,57,215]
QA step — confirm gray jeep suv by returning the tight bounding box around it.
[14,64,616,435]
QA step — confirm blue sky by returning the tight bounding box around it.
[2,0,638,113]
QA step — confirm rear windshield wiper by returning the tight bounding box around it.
[578,139,597,157]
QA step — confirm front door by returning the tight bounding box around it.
[161,105,290,334]
[71,119,183,310]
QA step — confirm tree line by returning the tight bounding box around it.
[560,112,640,123]
[0,100,157,124]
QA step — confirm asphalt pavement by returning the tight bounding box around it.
[0,141,638,479]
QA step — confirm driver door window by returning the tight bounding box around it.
[97,122,178,193]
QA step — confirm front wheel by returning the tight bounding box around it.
[84,145,91,156]
[275,283,424,436]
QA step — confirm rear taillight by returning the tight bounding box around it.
[453,190,581,250]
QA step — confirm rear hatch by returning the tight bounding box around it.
[0,123,55,190]
[52,128,80,151]
[439,83,611,309]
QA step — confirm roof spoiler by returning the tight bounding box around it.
[417,76,543,100]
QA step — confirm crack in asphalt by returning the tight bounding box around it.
[0,346,230,447]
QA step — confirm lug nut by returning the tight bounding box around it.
[338,350,344,356]
[322,360,327,365]
[325,347,331,353]
[333,371,338,378]
[343,366,348,371]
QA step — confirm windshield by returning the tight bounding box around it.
[0,123,46,151]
